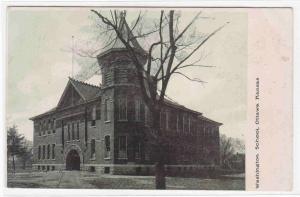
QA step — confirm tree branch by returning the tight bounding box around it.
[175,11,201,43]
[171,22,229,74]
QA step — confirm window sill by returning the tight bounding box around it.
[90,125,96,128]
[90,158,96,161]
[104,157,111,160]
[118,119,128,122]
[117,157,128,160]
[104,120,111,124]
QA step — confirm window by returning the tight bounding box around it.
[165,110,169,130]
[104,167,110,174]
[52,118,56,133]
[43,121,46,135]
[183,114,189,133]
[90,139,96,159]
[47,120,51,134]
[91,105,96,126]
[145,152,150,161]
[76,122,80,140]
[47,144,50,159]
[188,117,191,133]
[104,99,109,121]
[48,120,51,130]
[118,97,127,120]
[38,146,41,160]
[160,110,166,129]
[96,104,101,120]
[135,100,141,121]
[72,123,75,140]
[67,124,70,141]
[170,111,176,131]
[135,100,145,122]
[134,140,141,160]
[52,144,55,159]
[104,136,110,159]
[140,103,145,122]
[42,145,45,159]
[118,136,127,159]
[145,105,149,125]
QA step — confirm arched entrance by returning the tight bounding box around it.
[66,149,80,170]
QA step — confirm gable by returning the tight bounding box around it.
[57,81,85,109]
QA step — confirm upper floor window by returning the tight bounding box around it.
[135,100,141,121]
[165,110,169,130]
[39,122,42,136]
[71,123,75,140]
[183,114,189,133]
[38,146,41,160]
[145,105,149,125]
[48,120,51,130]
[52,118,56,133]
[42,121,46,135]
[104,99,110,121]
[67,124,70,141]
[91,105,96,126]
[76,122,80,140]
[160,110,167,129]
[118,97,127,121]
[118,136,127,159]
[188,116,191,133]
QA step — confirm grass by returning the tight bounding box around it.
[7,171,245,190]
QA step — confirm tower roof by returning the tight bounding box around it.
[97,12,146,58]
[112,12,144,50]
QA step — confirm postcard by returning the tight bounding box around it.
[4,6,293,193]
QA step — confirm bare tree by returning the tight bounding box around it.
[219,134,235,169]
[75,10,227,189]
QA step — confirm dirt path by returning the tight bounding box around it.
[56,171,96,189]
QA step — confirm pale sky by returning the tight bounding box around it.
[6,7,247,141]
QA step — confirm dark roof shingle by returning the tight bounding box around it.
[69,77,101,101]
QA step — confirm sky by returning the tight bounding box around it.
[6,7,247,141]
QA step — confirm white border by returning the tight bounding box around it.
[1,0,300,196]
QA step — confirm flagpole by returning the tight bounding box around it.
[71,35,74,106]
[72,35,74,78]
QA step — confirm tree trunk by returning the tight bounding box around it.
[155,158,166,189]
[152,106,166,189]
[12,155,15,174]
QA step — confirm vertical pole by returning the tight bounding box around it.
[72,35,74,78]
[71,35,74,106]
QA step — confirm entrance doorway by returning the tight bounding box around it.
[66,149,80,170]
